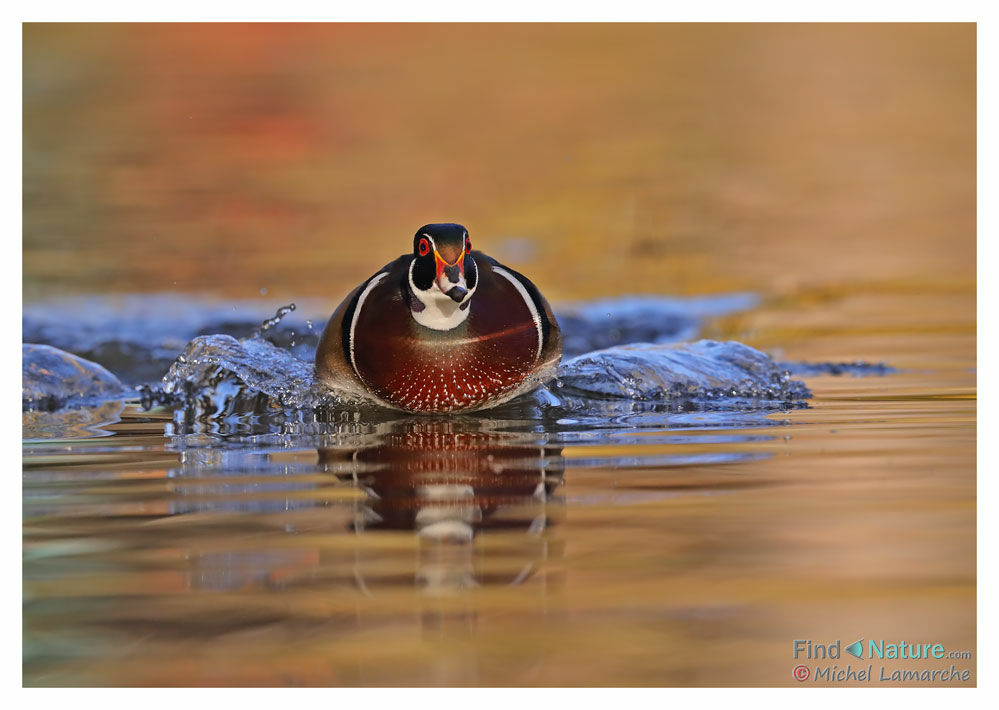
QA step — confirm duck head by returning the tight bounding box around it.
[407,223,478,330]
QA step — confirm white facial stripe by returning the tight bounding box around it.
[349,272,388,375]
[492,266,543,361]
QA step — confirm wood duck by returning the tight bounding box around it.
[315,223,562,413]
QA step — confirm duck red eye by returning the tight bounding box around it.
[465,239,472,254]
[418,238,430,256]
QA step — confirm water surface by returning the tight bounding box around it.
[22,286,975,686]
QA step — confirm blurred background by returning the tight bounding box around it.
[23,23,975,306]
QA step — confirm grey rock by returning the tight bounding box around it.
[23,343,129,411]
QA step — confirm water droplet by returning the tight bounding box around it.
[256,303,296,334]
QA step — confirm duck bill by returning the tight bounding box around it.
[434,251,468,302]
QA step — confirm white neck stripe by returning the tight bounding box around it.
[349,272,388,376]
[492,265,543,361]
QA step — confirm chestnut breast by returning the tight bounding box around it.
[350,257,541,412]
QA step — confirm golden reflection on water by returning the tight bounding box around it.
[23,352,976,686]
[22,23,975,687]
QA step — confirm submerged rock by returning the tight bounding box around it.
[556,340,811,405]
[23,344,129,411]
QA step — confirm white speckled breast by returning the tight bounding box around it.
[371,337,537,412]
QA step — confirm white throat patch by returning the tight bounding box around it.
[408,258,477,331]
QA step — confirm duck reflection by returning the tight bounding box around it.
[318,417,564,599]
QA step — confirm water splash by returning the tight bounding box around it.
[148,332,811,434]
[555,340,810,405]
[255,303,296,335]
[161,334,325,411]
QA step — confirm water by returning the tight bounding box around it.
[22,24,975,687]
[22,289,975,686]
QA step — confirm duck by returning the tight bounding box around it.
[315,223,562,413]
